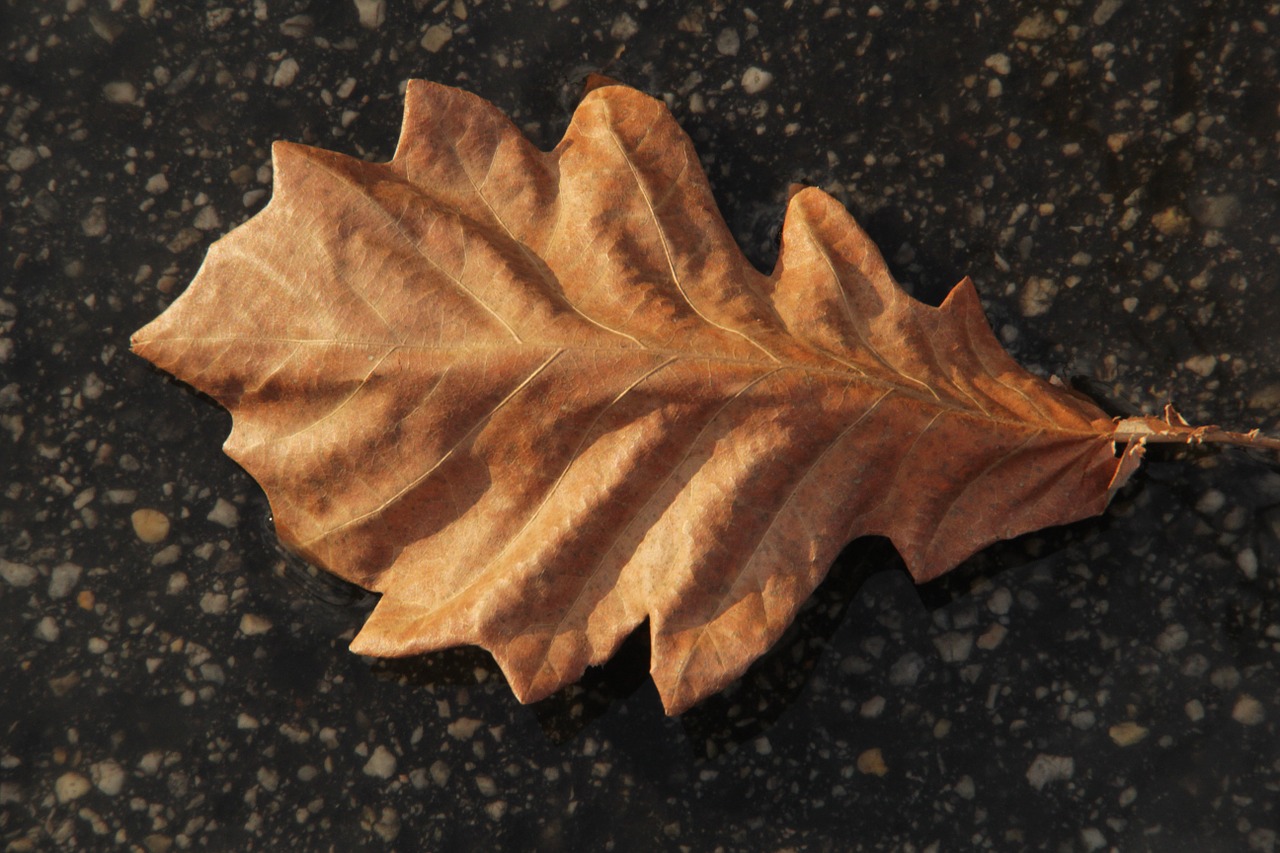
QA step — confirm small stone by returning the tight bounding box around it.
[239,614,272,636]
[1026,754,1074,790]
[271,58,300,88]
[609,13,638,41]
[1152,206,1190,236]
[888,652,924,686]
[1185,699,1205,721]
[1232,694,1265,726]
[1195,489,1226,515]
[354,0,386,29]
[988,587,1012,615]
[420,24,452,52]
[256,767,279,792]
[984,53,1011,75]
[7,147,38,171]
[429,760,451,786]
[131,508,170,543]
[976,623,1007,650]
[1183,354,1216,378]
[144,835,173,853]
[856,748,888,776]
[447,717,484,739]
[48,563,82,599]
[151,544,181,566]
[372,806,400,841]
[55,772,91,803]
[278,14,313,38]
[1014,12,1057,39]
[1070,710,1096,730]
[92,760,126,796]
[1236,548,1258,580]
[363,745,397,779]
[199,592,228,615]
[207,498,239,528]
[0,558,37,587]
[1106,132,1130,152]
[103,81,137,104]
[715,28,740,56]
[1092,0,1124,25]
[1020,276,1059,317]
[933,632,972,663]
[741,67,773,95]
[1190,194,1240,229]
[34,616,60,642]
[1080,827,1107,852]
[81,205,108,237]
[1108,721,1149,746]
[1248,384,1280,411]
[193,206,221,231]
[1155,624,1188,653]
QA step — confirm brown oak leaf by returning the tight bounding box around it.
[131,80,1276,713]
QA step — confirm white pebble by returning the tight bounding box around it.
[271,58,300,87]
[1232,694,1265,726]
[34,616,60,642]
[55,772,91,803]
[151,543,181,566]
[1195,488,1226,514]
[888,652,924,686]
[1080,827,1107,852]
[103,81,137,104]
[741,66,773,94]
[92,760,126,796]
[1184,354,1216,378]
[933,631,973,662]
[199,592,228,615]
[363,745,397,779]
[716,28,740,56]
[354,0,386,29]
[984,53,1011,75]
[609,13,638,41]
[193,206,221,231]
[421,24,452,52]
[1236,548,1258,580]
[131,508,170,543]
[48,563,82,599]
[1155,623,1188,653]
[1025,754,1074,790]
[0,558,37,588]
[7,147,38,171]
[207,498,240,528]
[239,614,273,636]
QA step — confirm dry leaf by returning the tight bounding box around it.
[132,80,1276,714]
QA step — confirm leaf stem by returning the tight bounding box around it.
[1112,405,1280,452]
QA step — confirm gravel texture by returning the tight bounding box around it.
[2,1,1278,850]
